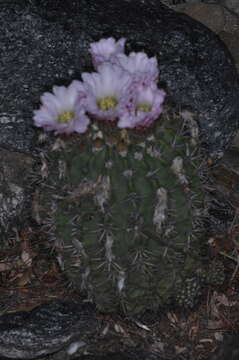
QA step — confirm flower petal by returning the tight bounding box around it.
[81,63,134,121]
[90,37,126,69]
[118,84,166,128]
[33,81,90,134]
[115,52,159,85]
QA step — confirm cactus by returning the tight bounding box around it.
[33,106,212,315]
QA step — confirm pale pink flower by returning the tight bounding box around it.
[90,37,126,70]
[79,63,134,121]
[33,81,90,134]
[118,83,166,129]
[115,51,159,85]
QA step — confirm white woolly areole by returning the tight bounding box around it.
[117,270,126,293]
[105,234,115,271]
[153,188,168,234]
[171,157,189,185]
[94,175,111,212]
[180,110,199,147]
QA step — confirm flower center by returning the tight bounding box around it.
[97,97,118,111]
[58,111,75,123]
[136,104,152,112]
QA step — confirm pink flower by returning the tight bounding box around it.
[115,52,159,86]
[33,81,90,134]
[118,83,166,129]
[90,37,126,70]
[79,63,134,121]
[34,37,166,135]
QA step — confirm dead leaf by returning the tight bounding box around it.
[0,262,12,271]
[216,294,238,307]
[21,250,32,267]
[134,320,151,332]
[207,320,224,329]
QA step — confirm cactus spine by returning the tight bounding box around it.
[36,108,210,314]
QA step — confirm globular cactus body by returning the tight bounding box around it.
[37,111,207,314]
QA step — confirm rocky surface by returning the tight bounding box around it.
[73,351,163,360]
[0,301,97,359]
[182,3,226,33]
[0,150,34,239]
[220,30,239,70]
[161,0,239,69]
[221,0,239,15]
[210,334,239,360]
[161,0,239,15]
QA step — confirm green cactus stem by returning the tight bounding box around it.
[35,108,210,314]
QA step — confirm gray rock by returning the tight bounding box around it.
[0,117,35,154]
[181,3,225,33]
[0,298,234,360]
[0,301,97,359]
[221,0,239,15]
[0,2,76,153]
[1,0,239,159]
[210,334,239,360]
[55,334,239,360]
[0,150,34,239]
[73,351,162,360]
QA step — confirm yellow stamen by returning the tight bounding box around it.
[97,97,118,111]
[58,110,75,123]
[136,104,152,112]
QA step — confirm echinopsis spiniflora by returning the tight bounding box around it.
[33,38,218,314]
